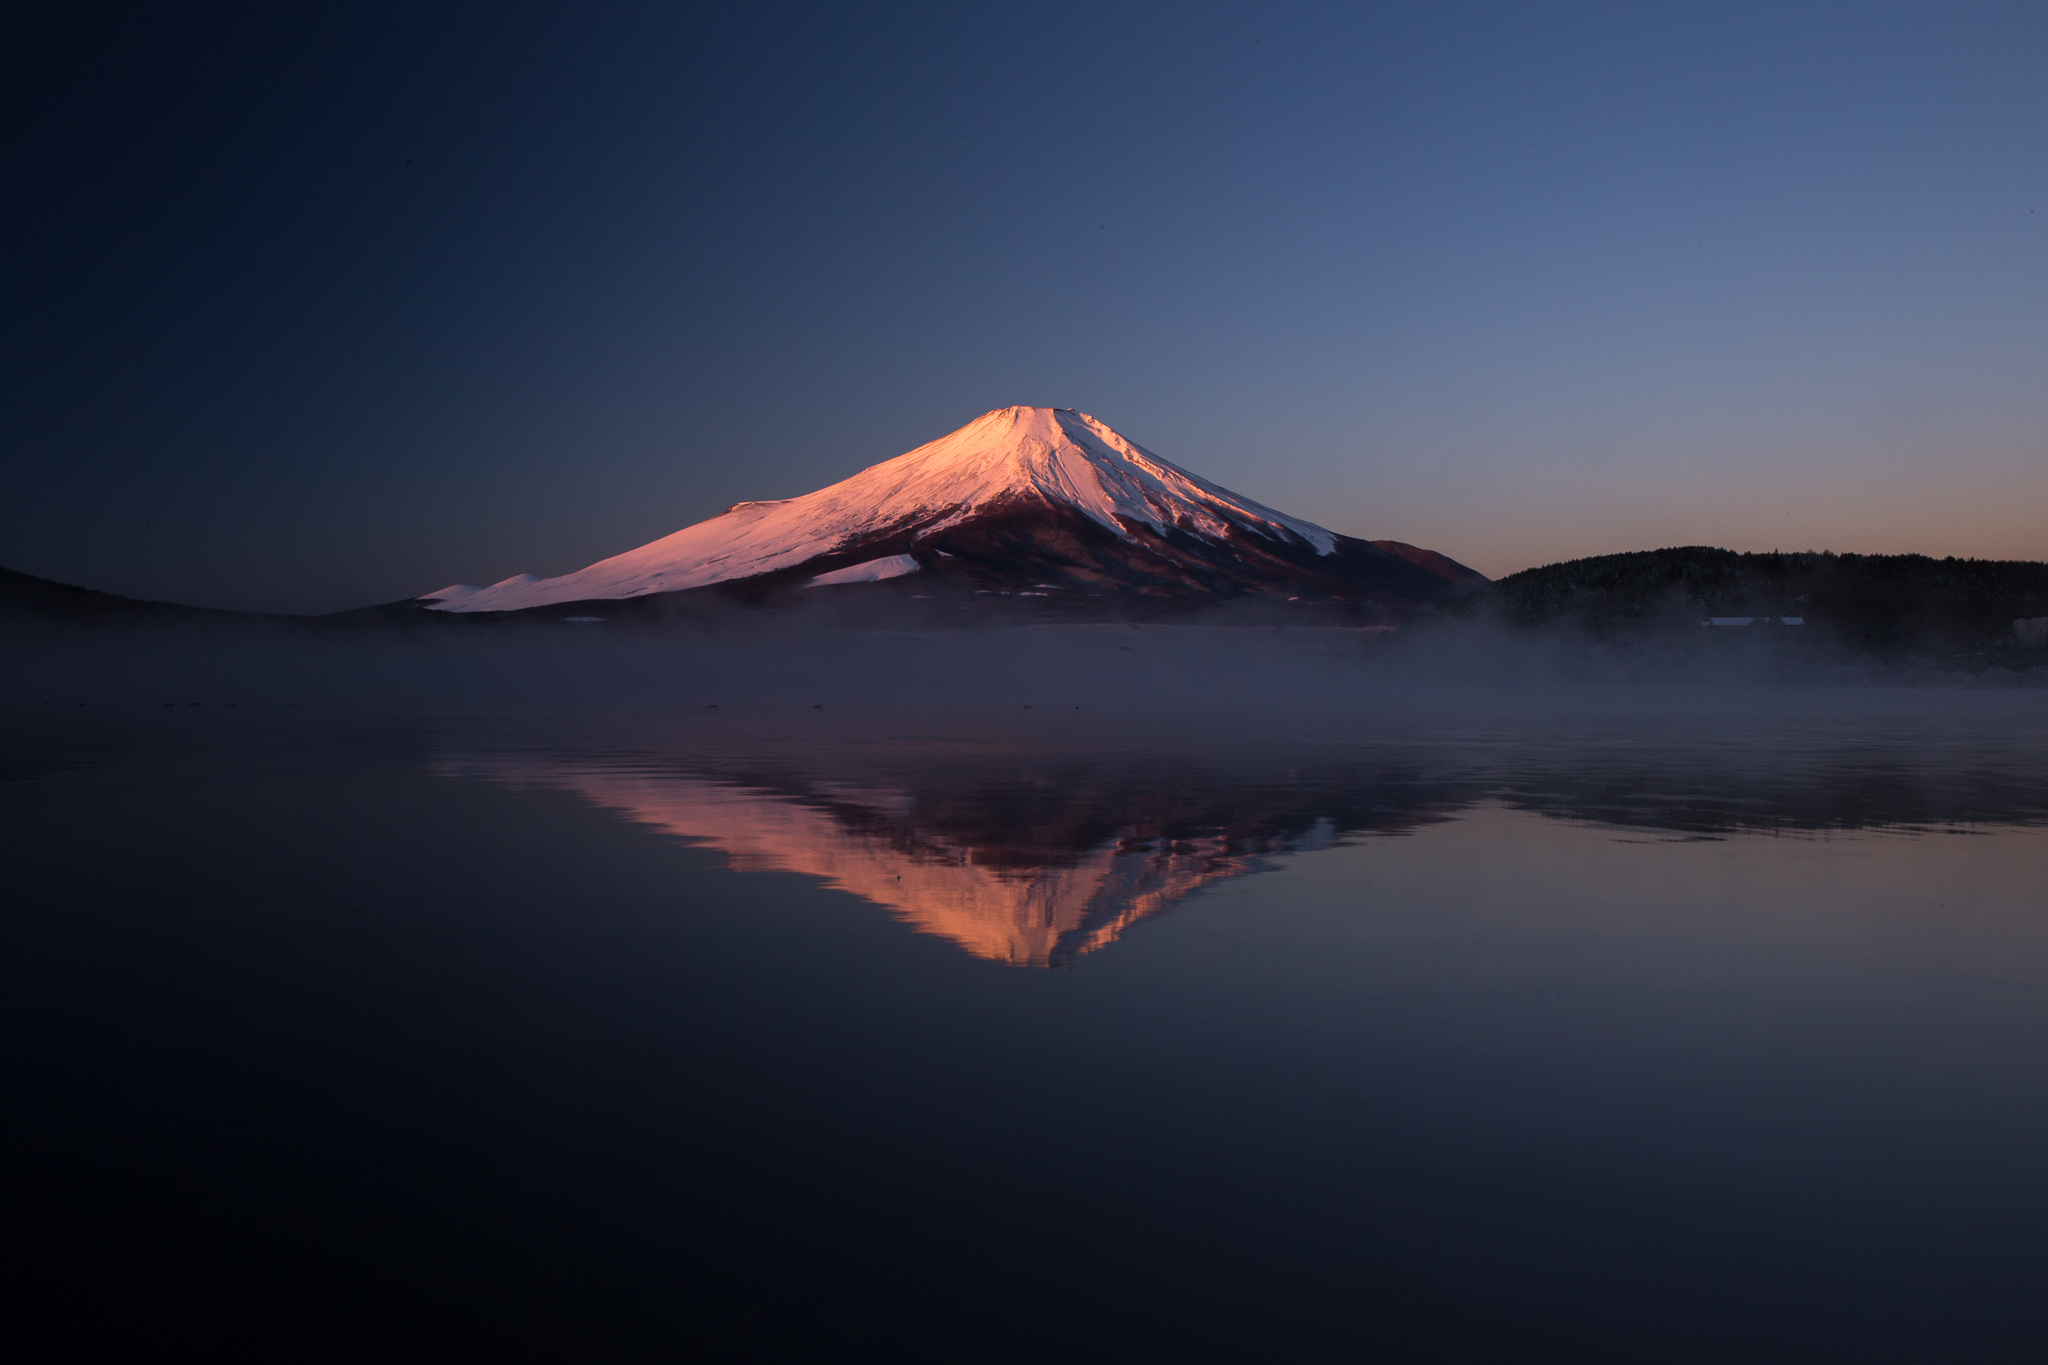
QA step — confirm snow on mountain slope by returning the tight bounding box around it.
[422,575,537,604]
[807,554,921,587]
[421,407,1338,613]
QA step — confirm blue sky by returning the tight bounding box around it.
[6,1,2044,612]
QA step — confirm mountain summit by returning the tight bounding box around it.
[421,406,1483,616]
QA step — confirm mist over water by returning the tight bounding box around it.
[9,602,2042,712]
[7,623,2048,1360]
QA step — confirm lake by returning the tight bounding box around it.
[7,676,2048,1362]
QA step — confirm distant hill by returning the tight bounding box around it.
[0,566,266,628]
[1443,548,2048,656]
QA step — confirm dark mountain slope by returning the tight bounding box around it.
[0,566,265,628]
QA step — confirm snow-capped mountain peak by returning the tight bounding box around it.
[829,405,1338,554]
[423,407,1339,613]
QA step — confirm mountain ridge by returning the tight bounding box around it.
[420,406,1484,618]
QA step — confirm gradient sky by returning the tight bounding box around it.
[6,1,2044,613]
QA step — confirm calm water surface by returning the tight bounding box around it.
[8,696,2048,1362]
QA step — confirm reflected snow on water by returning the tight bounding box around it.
[11,698,2048,1361]
[433,712,2048,967]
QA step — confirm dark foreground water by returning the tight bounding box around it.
[8,690,2048,1363]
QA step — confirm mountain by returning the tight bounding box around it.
[419,407,1484,618]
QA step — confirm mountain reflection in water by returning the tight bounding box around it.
[13,696,2048,1362]
[438,718,2048,968]
[434,753,1467,966]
